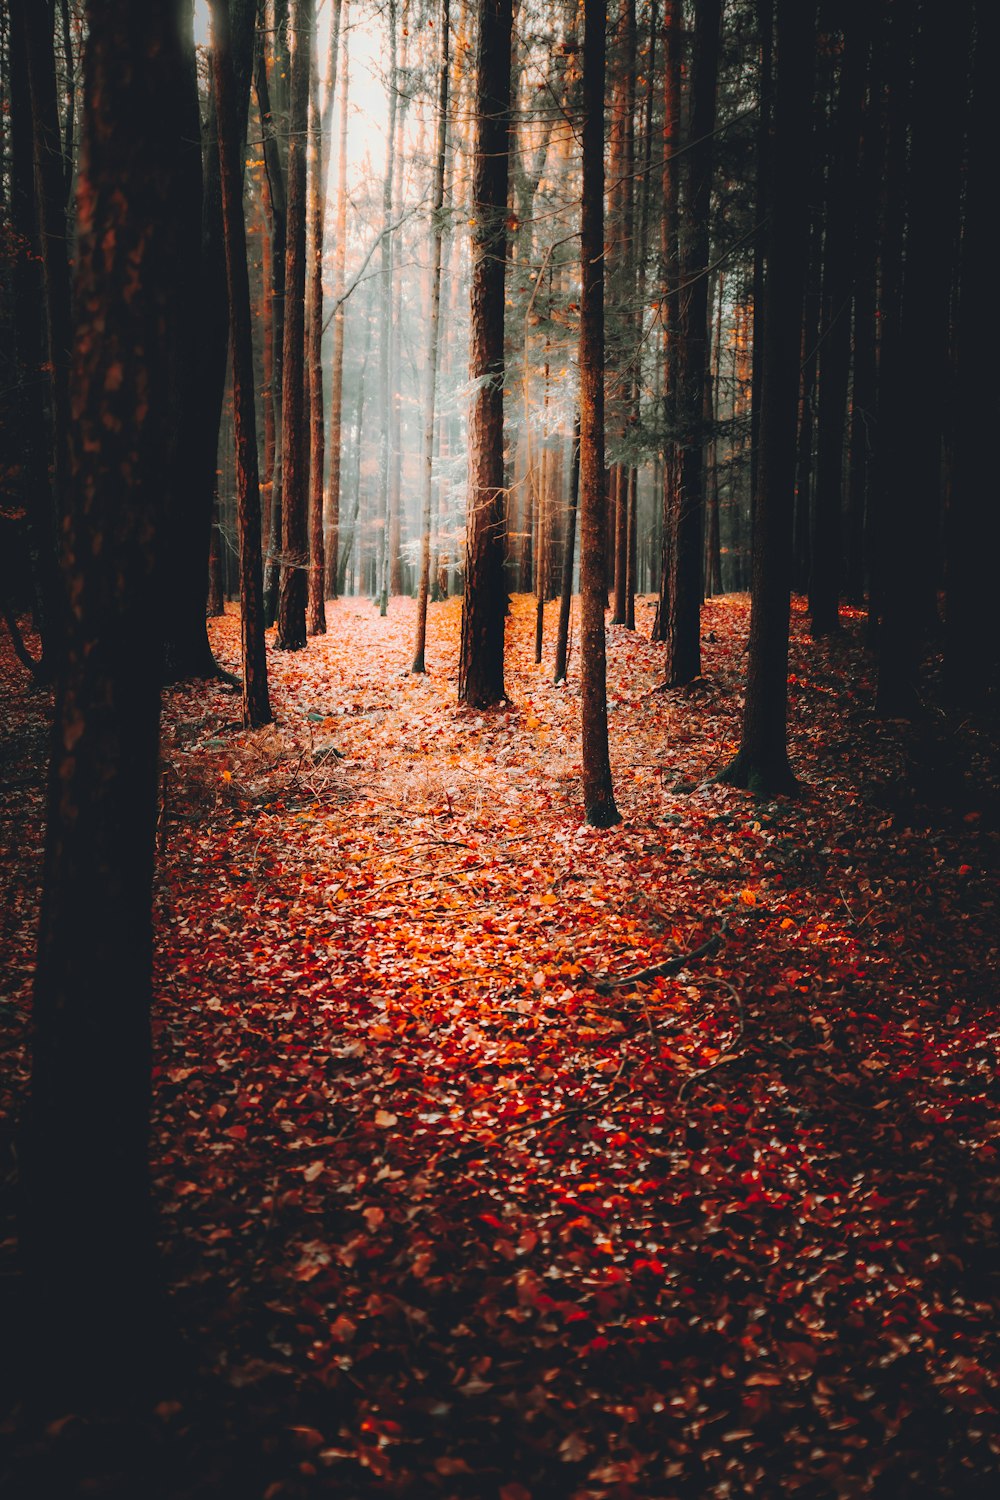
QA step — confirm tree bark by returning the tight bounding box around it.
[22,0,188,1397]
[717,0,814,798]
[458,0,513,707]
[665,0,721,686]
[306,43,326,635]
[325,5,350,597]
[412,0,451,674]
[276,0,312,650]
[375,0,399,616]
[579,0,620,827]
[210,0,273,727]
[650,0,682,642]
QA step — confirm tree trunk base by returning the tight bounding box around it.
[715,748,800,801]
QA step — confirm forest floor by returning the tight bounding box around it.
[1,592,999,1499]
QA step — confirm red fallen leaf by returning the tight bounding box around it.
[435,1456,472,1475]
[500,1486,532,1500]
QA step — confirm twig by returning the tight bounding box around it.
[582,917,730,995]
[677,977,746,1100]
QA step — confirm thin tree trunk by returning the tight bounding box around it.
[306,40,326,634]
[579,0,620,827]
[554,411,580,684]
[276,0,312,649]
[258,13,288,626]
[650,0,682,642]
[412,0,451,673]
[325,7,349,596]
[375,0,398,617]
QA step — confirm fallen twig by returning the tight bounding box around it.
[582,917,731,994]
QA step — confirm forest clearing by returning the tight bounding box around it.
[3,596,998,1496]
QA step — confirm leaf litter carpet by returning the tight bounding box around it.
[1,593,999,1498]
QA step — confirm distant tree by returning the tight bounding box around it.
[22,0,189,1394]
[579,0,620,827]
[276,0,312,650]
[458,0,513,707]
[325,2,350,598]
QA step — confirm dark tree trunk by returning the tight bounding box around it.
[306,47,326,635]
[413,0,451,674]
[651,0,682,642]
[808,1,866,638]
[608,0,635,628]
[945,0,998,706]
[210,0,272,727]
[748,0,773,525]
[579,0,620,827]
[257,20,288,626]
[554,413,581,684]
[7,0,62,674]
[876,0,966,714]
[718,0,814,798]
[276,0,312,650]
[325,6,350,597]
[22,0,188,1398]
[458,0,513,707]
[665,0,721,685]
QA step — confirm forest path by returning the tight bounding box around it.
[2,595,998,1497]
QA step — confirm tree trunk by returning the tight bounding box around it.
[579,0,620,828]
[325,6,350,597]
[22,0,188,1397]
[306,42,326,634]
[210,0,273,727]
[258,10,288,626]
[808,1,866,638]
[945,0,998,706]
[275,0,312,650]
[413,0,451,674]
[717,0,814,797]
[375,0,398,616]
[665,0,721,686]
[650,0,682,642]
[458,0,513,707]
[554,412,580,685]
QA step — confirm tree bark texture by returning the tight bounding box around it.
[210,0,273,727]
[413,0,451,674]
[579,0,620,827]
[458,0,513,707]
[276,0,312,650]
[665,0,720,686]
[23,0,188,1395]
[718,0,814,798]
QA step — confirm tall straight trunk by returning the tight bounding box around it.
[809,1,866,637]
[609,0,636,627]
[748,0,773,521]
[651,0,683,642]
[167,1,253,679]
[625,0,657,631]
[388,21,410,600]
[258,9,288,625]
[554,412,581,684]
[718,0,814,797]
[259,182,276,544]
[458,0,513,707]
[276,0,312,649]
[306,43,326,634]
[877,0,967,713]
[337,306,373,593]
[325,7,350,596]
[210,0,272,727]
[704,271,724,596]
[845,17,882,606]
[23,0,187,1395]
[375,0,398,616]
[793,198,821,594]
[579,0,620,827]
[945,0,997,705]
[16,0,73,533]
[665,0,721,685]
[412,0,451,674]
[8,0,61,676]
